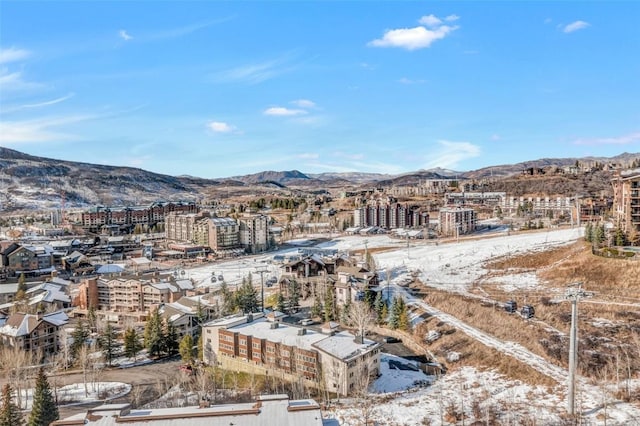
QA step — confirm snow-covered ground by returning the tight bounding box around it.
[14,381,130,410]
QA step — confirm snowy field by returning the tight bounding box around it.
[13,381,130,410]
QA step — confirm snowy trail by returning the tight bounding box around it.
[396,284,570,383]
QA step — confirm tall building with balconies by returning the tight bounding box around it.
[238,214,270,254]
[612,169,640,236]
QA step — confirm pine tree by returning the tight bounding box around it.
[323,287,335,322]
[388,297,400,329]
[70,320,89,361]
[584,223,593,242]
[236,278,259,314]
[276,293,287,313]
[311,296,323,319]
[197,333,204,361]
[144,310,163,358]
[98,323,118,367]
[381,303,389,325]
[0,384,23,426]
[373,292,384,324]
[341,300,351,325]
[220,282,236,315]
[397,298,411,331]
[123,328,142,361]
[28,368,58,426]
[161,320,179,356]
[179,335,195,365]
[287,280,301,313]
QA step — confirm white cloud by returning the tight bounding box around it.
[398,77,425,84]
[2,93,75,114]
[0,115,93,144]
[213,54,297,84]
[445,15,460,22]
[424,140,481,169]
[263,107,307,116]
[119,30,133,41]
[368,22,458,50]
[0,47,31,64]
[0,69,44,93]
[563,20,590,33]
[419,14,442,28]
[207,121,235,133]
[573,132,640,146]
[297,153,319,159]
[291,99,316,109]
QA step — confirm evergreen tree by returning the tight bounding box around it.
[0,384,23,426]
[287,280,301,313]
[614,227,626,247]
[161,320,179,356]
[70,320,89,361]
[584,223,593,242]
[195,300,207,333]
[594,224,605,246]
[373,292,384,324]
[397,298,411,331]
[276,293,286,313]
[311,296,323,318]
[144,310,163,358]
[28,368,58,426]
[123,327,142,361]
[220,282,236,315]
[323,287,335,322]
[236,278,259,313]
[98,323,118,367]
[341,300,351,325]
[87,307,97,332]
[179,335,195,365]
[388,297,400,329]
[381,303,389,325]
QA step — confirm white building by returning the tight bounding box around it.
[238,214,270,254]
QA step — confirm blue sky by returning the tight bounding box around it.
[1,1,639,178]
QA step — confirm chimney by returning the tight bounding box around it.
[270,322,279,329]
[297,328,307,336]
[247,313,253,323]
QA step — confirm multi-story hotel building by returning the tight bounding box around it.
[353,203,429,230]
[203,312,381,396]
[438,207,477,237]
[0,311,69,356]
[612,169,640,236]
[238,214,270,254]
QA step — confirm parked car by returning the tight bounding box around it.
[300,318,314,326]
[383,336,401,344]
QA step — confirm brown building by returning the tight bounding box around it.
[203,313,380,396]
[612,169,640,236]
[0,311,69,356]
[75,275,193,317]
[75,202,198,232]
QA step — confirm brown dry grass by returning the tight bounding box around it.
[412,240,640,383]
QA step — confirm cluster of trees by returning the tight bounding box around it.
[0,368,59,426]
[584,222,607,246]
[386,296,411,331]
[143,310,179,358]
[219,276,260,315]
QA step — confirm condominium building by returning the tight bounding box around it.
[0,311,69,355]
[353,203,429,230]
[238,214,270,254]
[612,169,640,235]
[165,211,210,243]
[438,207,477,237]
[202,312,381,396]
[76,276,193,315]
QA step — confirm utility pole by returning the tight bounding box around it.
[256,268,269,313]
[566,282,593,416]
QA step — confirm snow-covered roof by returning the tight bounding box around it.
[174,279,193,291]
[54,395,324,425]
[312,330,380,362]
[230,318,327,351]
[96,264,125,274]
[130,257,151,265]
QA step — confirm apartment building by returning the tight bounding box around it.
[353,203,429,230]
[438,207,477,237]
[202,313,381,396]
[238,214,270,254]
[0,244,54,276]
[166,211,210,243]
[612,169,640,235]
[0,311,69,356]
[74,202,198,232]
[76,276,193,317]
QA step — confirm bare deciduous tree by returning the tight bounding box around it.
[347,301,374,339]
